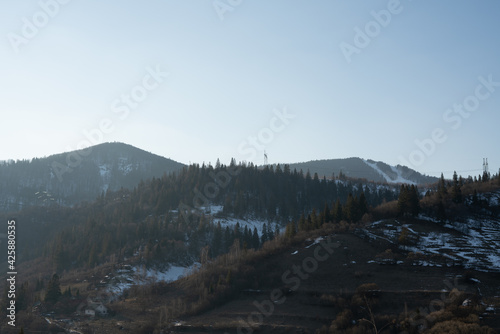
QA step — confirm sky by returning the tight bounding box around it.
[1,0,499,178]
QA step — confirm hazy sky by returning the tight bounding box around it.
[1,0,499,178]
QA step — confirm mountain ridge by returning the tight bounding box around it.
[0,142,185,212]
[0,143,437,213]
[281,157,437,185]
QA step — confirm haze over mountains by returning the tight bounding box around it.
[285,158,438,185]
[0,143,498,333]
[0,142,437,213]
[0,142,185,212]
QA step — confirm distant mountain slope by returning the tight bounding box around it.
[285,157,437,185]
[0,142,185,212]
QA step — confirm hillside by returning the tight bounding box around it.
[58,188,498,333]
[0,142,185,212]
[0,145,498,333]
[9,195,499,333]
[286,158,438,185]
[0,163,498,333]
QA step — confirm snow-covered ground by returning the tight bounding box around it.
[365,217,500,272]
[107,263,199,297]
[214,215,282,235]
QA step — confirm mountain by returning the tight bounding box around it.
[0,142,185,212]
[0,144,437,213]
[284,157,438,185]
[2,151,499,333]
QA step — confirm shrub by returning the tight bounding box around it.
[428,320,495,334]
[330,309,353,331]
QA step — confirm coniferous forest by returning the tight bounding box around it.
[1,157,500,333]
[6,161,399,272]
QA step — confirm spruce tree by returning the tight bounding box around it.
[298,213,306,231]
[334,199,343,222]
[45,274,61,304]
[261,223,268,244]
[17,282,28,311]
[285,222,296,239]
[267,223,274,241]
[212,222,222,257]
[358,192,368,217]
[397,185,409,216]
[223,226,232,254]
[408,185,420,216]
[437,173,447,197]
[323,203,331,224]
[452,171,462,203]
[252,227,260,250]
[344,193,359,222]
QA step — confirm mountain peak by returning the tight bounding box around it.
[284,157,437,185]
[0,142,185,212]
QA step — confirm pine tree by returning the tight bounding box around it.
[323,202,331,224]
[252,227,260,250]
[451,171,462,203]
[333,199,343,222]
[398,185,420,217]
[285,222,296,239]
[261,223,268,244]
[17,282,28,311]
[310,208,319,229]
[483,170,490,182]
[437,173,447,197]
[212,222,222,257]
[267,223,274,241]
[408,185,420,216]
[298,213,306,231]
[345,193,359,222]
[472,189,479,206]
[63,286,72,298]
[45,274,62,304]
[358,192,368,217]
[397,185,409,217]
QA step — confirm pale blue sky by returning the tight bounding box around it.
[1,0,499,178]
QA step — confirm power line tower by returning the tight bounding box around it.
[264,151,268,166]
[483,158,489,174]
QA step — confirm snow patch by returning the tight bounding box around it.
[362,159,416,184]
[305,237,324,249]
